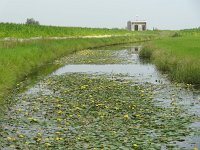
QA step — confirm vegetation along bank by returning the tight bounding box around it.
[139,29,200,85]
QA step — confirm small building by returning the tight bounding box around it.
[127,21,147,31]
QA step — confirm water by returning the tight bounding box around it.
[52,45,168,84]
[53,64,161,84]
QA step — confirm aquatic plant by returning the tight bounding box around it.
[0,73,194,149]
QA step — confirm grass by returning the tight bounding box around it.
[0,23,142,38]
[0,35,155,107]
[139,30,200,85]
[0,23,163,39]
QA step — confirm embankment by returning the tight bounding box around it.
[139,32,200,85]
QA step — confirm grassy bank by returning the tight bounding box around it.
[0,35,155,107]
[139,30,200,85]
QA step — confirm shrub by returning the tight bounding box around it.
[171,32,181,37]
[26,18,40,25]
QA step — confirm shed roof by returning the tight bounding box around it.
[132,21,147,24]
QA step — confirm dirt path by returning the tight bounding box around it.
[0,35,127,42]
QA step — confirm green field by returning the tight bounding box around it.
[0,23,143,38]
[139,29,200,85]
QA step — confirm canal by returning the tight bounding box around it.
[0,44,200,149]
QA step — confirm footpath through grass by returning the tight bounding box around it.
[0,34,155,108]
[139,30,200,85]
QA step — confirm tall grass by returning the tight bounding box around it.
[0,23,132,38]
[139,32,200,85]
[0,35,154,108]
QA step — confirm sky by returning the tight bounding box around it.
[0,0,200,30]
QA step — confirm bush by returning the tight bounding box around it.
[26,18,40,25]
[171,32,181,37]
[139,46,153,59]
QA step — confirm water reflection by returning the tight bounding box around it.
[53,64,161,83]
[127,45,142,52]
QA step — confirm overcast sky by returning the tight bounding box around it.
[0,0,200,30]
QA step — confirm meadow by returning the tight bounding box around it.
[139,30,200,85]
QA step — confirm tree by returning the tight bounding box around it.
[26,18,40,25]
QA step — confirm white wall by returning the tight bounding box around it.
[131,24,146,31]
